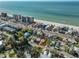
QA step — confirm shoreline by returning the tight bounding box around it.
[34,19,79,31]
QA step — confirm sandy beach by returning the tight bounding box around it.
[35,19,79,31]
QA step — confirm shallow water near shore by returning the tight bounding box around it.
[0,1,79,26]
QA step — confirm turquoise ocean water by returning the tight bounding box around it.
[0,1,79,26]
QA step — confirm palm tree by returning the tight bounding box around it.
[56,36,63,41]
[17,50,25,58]
[31,46,42,58]
[50,49,59,58]
[64,45,70,53]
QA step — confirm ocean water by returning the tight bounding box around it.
[0,1,79,26]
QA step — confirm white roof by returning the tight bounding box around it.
[8,14,13,17]
[40,51,51,58]
[48,52,52,57]
[40,53,49,58]
[44,51,47,55]
[74,47,79,50]
[36,38,40,41]
[0,40,3,45]
[24,51,31,58]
